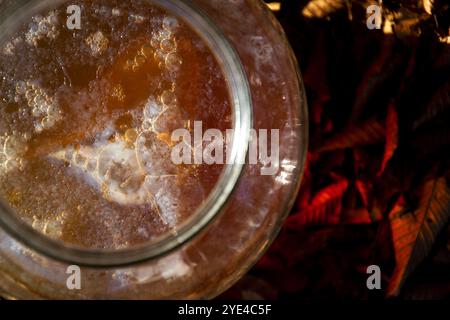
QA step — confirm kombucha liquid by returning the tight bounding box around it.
[0,0,232,249]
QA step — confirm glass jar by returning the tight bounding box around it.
[0,0,308,299]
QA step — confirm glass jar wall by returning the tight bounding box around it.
[0,0,308,299]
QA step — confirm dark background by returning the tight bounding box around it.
[222,0,450,300]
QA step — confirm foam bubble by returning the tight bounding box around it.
[0,134,28,175]
[160,38,176,53]
[129,13,145,24]
[160,90,177,108]
[165,52,182,72]
[162,16,179,32]
[140,43,154,58]
[25,11,59,46]
[85,31,109,57]
[18,81,62,133]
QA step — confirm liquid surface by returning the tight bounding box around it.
[0,0,232,249]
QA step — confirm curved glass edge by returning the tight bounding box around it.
[0,0,253,267]
[202,1,309,298]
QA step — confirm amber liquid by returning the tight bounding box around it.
[0,0,232,249]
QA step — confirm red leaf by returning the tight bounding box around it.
[318,118,385,152]
[387,176,450,296]
[388,195,407,220]
[355,179,371,207]
[286,179,349,227]
[378,103,399,176]
[341,208,374,224]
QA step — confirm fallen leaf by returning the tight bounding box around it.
[319,118,385,152]
[286,179,349,227]
[302,0,346,19]
[387,176,450,296]
[378,103,399,176]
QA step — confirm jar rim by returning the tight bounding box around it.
[0,0,253,267]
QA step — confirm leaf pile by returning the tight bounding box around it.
[223,0,450,300]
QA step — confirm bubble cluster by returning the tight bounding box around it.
[138,18,184,134]
[111,84,126,102]
[47,75,187,225]
[15,80,62,133]
[129,13,146,24]
[85,31,110,57]
[25,11,59,46]
[150,17,182,71]
[125,50,148,72]
[0,134,28,175]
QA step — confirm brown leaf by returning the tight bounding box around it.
[387,176,450,296]
[378,103,399,176]
[302,0,346,19]
[423,0,434,15]
[286,179,349,227]
[318,118,385,152]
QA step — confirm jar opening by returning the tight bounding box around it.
[0,0,252,267]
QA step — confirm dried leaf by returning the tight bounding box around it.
[266,2,281,12]
[319,118,385,152]
[378,103,399,176]
[385,7,431,39]
[286,179,349,227]
[387,176,450,296]
[422,0,434,15]
[302,0,346,19]
[423,0,434,14]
